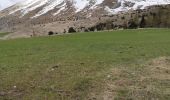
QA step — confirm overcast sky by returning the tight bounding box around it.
[0,0,24,10]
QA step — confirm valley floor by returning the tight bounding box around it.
[0,29,170,100]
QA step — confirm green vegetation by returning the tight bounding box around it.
[0,32,9,37]
[0,29,170,100]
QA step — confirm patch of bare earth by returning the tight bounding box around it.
[148,57,170,80]
[101,57,170,100]
[0,87,25,100]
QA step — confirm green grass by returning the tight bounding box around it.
[0,32,9,37]
[0,29,170,100]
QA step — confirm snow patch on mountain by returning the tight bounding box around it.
[73,0,89,12]
[106,0,170,14]
[7,0,105,18]
[53,3,67,16]
[2,0,170,18]
[9,0,48,15]
[73,0,104,12]
[32,0,66,18]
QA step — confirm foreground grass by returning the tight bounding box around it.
[0,29,170,100]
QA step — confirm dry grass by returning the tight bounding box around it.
[101,57,170,100]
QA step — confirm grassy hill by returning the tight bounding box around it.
[0,29,170,100]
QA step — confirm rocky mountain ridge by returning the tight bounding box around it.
[1,0,170,19]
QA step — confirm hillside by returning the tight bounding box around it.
[0,29,170,100]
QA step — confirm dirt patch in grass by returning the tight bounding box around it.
[148,57,170,80]
[0,88,25,100]
[100,57,170,100]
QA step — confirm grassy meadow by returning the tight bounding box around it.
[0,32,9,37]
[0,29,170,100]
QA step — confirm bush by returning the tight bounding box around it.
[127,20,138,29]
[48,31,54,35]
[88,27,95,31]
[68,27,76,33]
[96,23,106,31]
[63,29,66,33]
[84,29,89,32]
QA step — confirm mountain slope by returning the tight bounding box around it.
[0,0,107,18]
[1,0,170,19]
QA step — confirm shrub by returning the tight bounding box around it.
[96,23,106,31]
[48,31,54,35]
[127,20,138,29]
[63,29,66,33]
[88,27,95,32]
[84,28,89,32]
[68,27,76,33]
